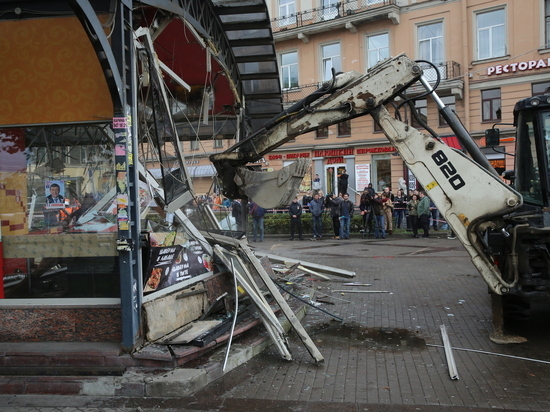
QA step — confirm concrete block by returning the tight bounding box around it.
[145,368,207,397]
[115,381,145,397]
[80,377,116,396]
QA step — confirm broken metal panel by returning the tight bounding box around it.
[255,252,357,278]
[143,282,209,341]
[135,29,193,213]
[239,241,324,363]
[440,324,459,380]
[214,244,292,361]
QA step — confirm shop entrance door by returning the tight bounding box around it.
[372,154,391,192]
[325,164,346,196]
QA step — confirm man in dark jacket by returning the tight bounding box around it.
[288,197,303,240]
[360,188,373,235]
[231,199,242,231]
[338,193,354,239]
[249,201,267,242]
[371,193,386,239]
[326,193,341,239]
[302,190,312,213]
[338,169,349,196]
[308,193,324,239]
[417,190,431,238]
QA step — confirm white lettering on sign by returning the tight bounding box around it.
[487,58,550,76]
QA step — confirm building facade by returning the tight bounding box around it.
[257,0,550,202]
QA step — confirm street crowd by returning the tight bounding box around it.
[287,183,452,241]
[198,181,455,242]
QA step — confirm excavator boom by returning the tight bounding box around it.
[211,54,523,296]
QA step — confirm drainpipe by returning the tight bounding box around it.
[461,0,471,141]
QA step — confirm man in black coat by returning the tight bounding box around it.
[288,197,303,240]
[338,169,349,196]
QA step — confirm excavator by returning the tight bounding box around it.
[210,54,550,343]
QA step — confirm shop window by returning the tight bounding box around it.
[214,139,224,148]
[533,82,550,96]
[190,140,199,151]
[337,120,351,137]
[0,124,120,299]
[372,154,391,192]
[482,88,501,122]
[316,126,329,139]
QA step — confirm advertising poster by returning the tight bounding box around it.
[44,180,65,209]
[355,164,371,191]
[299,163,312,192]
[143,239,213,294]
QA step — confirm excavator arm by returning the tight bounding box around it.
[211,54,523,294]
[210,54,422,207]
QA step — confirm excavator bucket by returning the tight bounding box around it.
[233,158,311,208]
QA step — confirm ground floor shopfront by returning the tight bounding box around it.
[266,144,416,203]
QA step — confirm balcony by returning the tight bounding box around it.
[282,82,323,106]
[272,0,398,41]
[410,61,464,99]
[282,60,464,107]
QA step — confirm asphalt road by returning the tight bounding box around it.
[1,234,549,411]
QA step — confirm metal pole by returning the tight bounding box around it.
[420,75,499,177]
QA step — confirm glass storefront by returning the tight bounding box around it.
[1,124,120,299]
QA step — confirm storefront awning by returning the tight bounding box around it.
[441,135,464,150]
[188,165,216,177]
[148,165,216,179]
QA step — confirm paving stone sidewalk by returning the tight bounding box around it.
[1,235,549,411]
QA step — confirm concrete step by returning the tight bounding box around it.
[0,305,308,396]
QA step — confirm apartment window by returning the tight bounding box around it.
[279,0,295,26]
[190,140,199,151]
[533,81,550,96]
[321,43,341,81]
[481,89,501,122]
[214,139,224,148]
[418,22,443,64]
[366,33,389,69]
[411,99,428,129]
[374,119,382,133]
[280,51,298,89]
[476,8,506,60]
[316,126,329,139]
[338,120,351,137]
[439,95,456,127]
[322,0,338,20]
[546,0,550,48]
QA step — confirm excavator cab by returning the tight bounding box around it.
[484,94,550,342]
[513,94,550,208]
